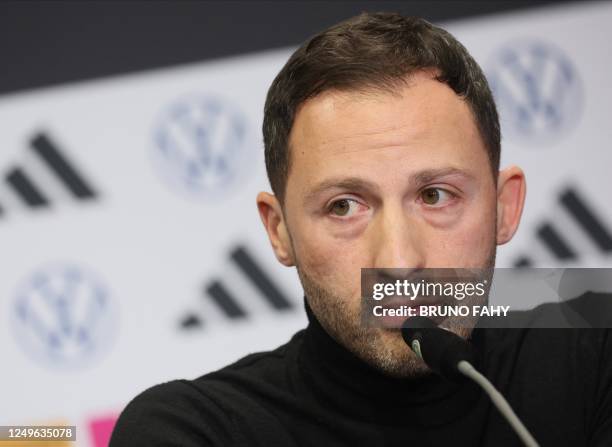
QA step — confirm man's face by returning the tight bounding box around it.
[259,71,523,377]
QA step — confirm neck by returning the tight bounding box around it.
[297,295,484,426]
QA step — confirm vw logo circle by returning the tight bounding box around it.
[11,263,118,369]
[487,40,583,145]
[151,95,251,199]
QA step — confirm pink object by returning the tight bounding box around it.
[89,414,118,447]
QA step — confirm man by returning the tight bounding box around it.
[110,12,612,446]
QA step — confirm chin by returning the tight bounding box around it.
[357,327,434,378]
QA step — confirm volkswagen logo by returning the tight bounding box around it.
[487,40,583,145]
[151,95,252,199]
[11,263,118,369]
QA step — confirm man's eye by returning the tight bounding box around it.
[420,188,454,206]
[329,198,360,217]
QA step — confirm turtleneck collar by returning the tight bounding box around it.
[297,295,486,427]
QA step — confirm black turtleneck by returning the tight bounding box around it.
[110,296,612,446]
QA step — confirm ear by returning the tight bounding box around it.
[496,165,527,245]
[256,192,295,266]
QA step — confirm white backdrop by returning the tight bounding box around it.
[1,2,610,446]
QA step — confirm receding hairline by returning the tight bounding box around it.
[282,69,493,200]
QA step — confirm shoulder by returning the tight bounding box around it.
[109,379,234,447]
[480,292,612,394]
[110,330,305,447]
[482,314,611,370]
[478,322,612,440]
[481,314,612,415]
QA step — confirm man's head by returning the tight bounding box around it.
[257,12,526,377]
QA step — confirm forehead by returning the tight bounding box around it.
[286,71,487,186]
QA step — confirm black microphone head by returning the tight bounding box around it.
[401,316,476,382]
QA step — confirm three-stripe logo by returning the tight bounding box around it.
[0,132,97,217]
[180,245,294,329]
[514,187,612,266]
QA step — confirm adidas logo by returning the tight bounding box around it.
[514,187,612,266]
[180,245,294,329]
[0,132,97,217]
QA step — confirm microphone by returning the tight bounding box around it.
[401,316,476,382]
[401,316,540,447]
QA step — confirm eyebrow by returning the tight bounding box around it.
[304,167,474,202]
[411,167,474,185]
[304,177,380,203]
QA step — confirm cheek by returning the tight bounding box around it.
[293,224,363,298]
[428,209,496,266]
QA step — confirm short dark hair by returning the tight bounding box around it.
[263,12,500,204]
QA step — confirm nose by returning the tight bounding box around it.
[370,200,426,275]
